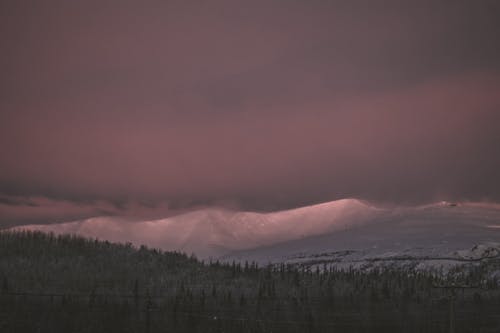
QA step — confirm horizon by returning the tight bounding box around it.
[3,194,500,230]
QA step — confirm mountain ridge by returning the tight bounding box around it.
[9,199,500,268]
[10,198,378,257]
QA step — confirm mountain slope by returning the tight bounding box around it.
[11,199,500,274]
[11,198,379,258]
[222,202,500,275]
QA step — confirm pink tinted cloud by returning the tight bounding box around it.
[1,70,499,210]
[0,196,116,227]
[0,195,176,227]
[1,1,500,219]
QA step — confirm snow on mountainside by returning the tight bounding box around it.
[10,198,380,258]
[221,202,500,278]
[9,199,500,278]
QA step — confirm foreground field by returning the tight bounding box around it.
[0,231,499,332]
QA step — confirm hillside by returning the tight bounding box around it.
[11,201,500,276]
[11,199,379,257]
[1,231,499,333]
[223,202,500,277]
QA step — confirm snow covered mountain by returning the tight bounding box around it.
[10,199,500,277]
[222,202,500,277]
[10,198,380,258]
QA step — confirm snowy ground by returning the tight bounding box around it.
[220,202,500,278]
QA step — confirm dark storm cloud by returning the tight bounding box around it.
[1,0,500,225]
[0,194,177,227]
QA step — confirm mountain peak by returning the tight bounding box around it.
[11,198,378,258]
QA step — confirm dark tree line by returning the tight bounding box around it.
[0,230,499,332]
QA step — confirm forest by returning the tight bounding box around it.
[0,230,499,332]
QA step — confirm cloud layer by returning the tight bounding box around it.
[1,1,500,225]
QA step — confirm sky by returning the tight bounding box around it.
[1,0,500,227]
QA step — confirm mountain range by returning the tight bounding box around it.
[11,199,500,276]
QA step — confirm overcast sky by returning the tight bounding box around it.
[1,0,500,226]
